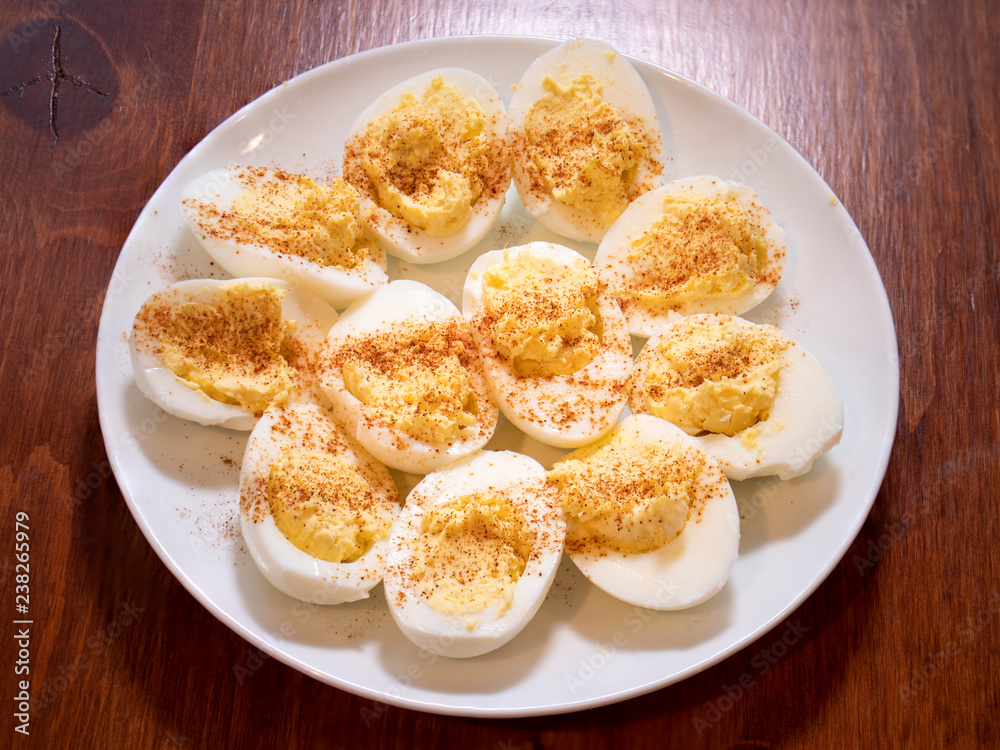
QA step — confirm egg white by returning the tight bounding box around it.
[596,176,787,337]
[342,68,511,264]
[319,280,499,474]
[382,450,565,658]
[462,241,632,448]
[508,38,665,243]
[562,414,740,610]
[629,314,844,480]
[130,277,338,431]
[180,166,388,309]
[239,403,400,603]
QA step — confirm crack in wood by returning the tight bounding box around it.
[0,22,114,144]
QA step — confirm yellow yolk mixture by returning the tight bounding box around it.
[481,251,603,377]
[353,75,492,236]
[408,493,532,615]
[547,429,698,555]
[643,317,788,436]
[189,167,372,269]
[523,74,646,224]
[337,321,479,444]
[622,194,767,310]
[135,280,294,416]
[266,447,393,563]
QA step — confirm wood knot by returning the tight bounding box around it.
[0,17,118,143]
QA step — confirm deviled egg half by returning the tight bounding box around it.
[130,277,337,430]
[629,313,844,480]
[463,241,632,448]
[509,38,665,243]
[181,166,388,309]
[240,403,400,603]
[342,68,511,263]
[383,450,565,658]
[547,414,740,610]
[596,176,786,337]
[319,280,499,474]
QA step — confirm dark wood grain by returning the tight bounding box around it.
[2,0,997,747]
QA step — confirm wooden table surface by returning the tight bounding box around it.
[2,0,997,746]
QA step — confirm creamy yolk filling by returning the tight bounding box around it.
[139,280,294,416]
[185,167,372,269]
[266,447,393,563]
[357,75,490,236]
[524,74,646,224]
[481,252,603,377]
[643,318,788,437]
[622,194,767,310]
[339,322,479,444]
[547,429,698,555]
[408,493,532,615]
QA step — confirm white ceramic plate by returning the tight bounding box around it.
[95,35,898,717]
